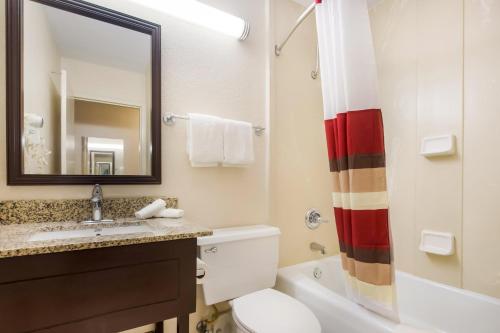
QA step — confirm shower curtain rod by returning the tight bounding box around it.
[274,2,316,56]
[275,1,319,79]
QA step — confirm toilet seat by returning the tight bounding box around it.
[232,288,321,333]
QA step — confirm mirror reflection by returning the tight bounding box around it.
[22,0,152,176]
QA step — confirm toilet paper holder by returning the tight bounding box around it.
[196,258,208,284]
[196,270,206,279]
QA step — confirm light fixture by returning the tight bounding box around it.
[132,0,250,40]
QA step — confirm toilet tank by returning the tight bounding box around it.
[197,225,280,305]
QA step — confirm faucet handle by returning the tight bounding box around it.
[92,184,103,198]
[305,209,330,230]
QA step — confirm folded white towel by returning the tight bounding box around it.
[134,199,166,220]
[154,208,184,218]
[187,113,224,167]
[222,119,254,167]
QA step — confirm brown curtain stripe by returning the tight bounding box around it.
[329,153,386,172]
[339,241,391,264]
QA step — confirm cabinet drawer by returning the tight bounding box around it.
[0,241,182,284]
[0,260,178,332]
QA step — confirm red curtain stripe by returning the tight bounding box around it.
[324,109,386,161]
[334,208,390,247]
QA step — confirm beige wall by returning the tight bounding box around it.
[270,0,339,267]
[371,0,500,299]
[24,0,61,174]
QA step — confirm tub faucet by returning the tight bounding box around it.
[310,242,326,255]
[90,184,103,222]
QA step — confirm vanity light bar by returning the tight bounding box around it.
[133,0,250,40]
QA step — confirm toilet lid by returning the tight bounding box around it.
[232,289,321,333]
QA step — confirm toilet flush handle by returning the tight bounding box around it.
[204,246,218,254]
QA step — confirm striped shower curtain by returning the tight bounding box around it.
[315,0,397,319]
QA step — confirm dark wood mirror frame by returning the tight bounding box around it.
[6,0,162,185]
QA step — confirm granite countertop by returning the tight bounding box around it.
[0,218,212,258]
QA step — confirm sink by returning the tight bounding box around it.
[28,225,154,242]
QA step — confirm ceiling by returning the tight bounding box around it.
[42,3,151,73]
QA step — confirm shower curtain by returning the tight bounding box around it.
[315,0,397,320]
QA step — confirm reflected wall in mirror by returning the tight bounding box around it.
[6,0,161,185]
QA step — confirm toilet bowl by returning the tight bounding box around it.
[231,289,321,333]
[197,225,321,333]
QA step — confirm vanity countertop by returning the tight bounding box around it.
[0,218,212,258]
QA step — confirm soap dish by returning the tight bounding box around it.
[420,134,456,157]
[419,230,455,256]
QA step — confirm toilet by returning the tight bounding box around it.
[197,225,321,333]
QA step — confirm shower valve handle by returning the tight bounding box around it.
[305,209,330,230]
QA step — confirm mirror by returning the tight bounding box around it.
[6,0,161,185]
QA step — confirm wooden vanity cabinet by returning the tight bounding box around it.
[0,239,197,333]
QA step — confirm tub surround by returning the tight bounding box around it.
[0,217,211,258]
[0,196,178,224]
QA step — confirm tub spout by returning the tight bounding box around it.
[310,242,326,255]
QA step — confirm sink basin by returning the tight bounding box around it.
[28,225,154,242]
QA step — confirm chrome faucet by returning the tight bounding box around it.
[90,184,103,222]
[310,242,326,255]
[81,185,113,225]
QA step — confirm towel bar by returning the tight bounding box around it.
[162,112,265,136]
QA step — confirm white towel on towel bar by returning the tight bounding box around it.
[186,113,224,167]
[223,119,254,167]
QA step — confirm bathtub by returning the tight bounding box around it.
[275,256,500,333]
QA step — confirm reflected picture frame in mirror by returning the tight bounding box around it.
[89,151,115,176]
[6,0,162,185]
